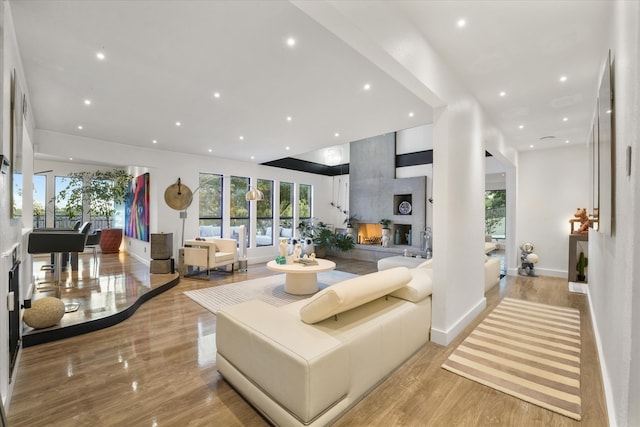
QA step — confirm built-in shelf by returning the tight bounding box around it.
[394,194,413,216]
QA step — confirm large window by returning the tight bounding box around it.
[230,176,250,247]
[279,182,294,238]
[54,176,82,228]
[33,174,47,229]
[198,173,223,237]
[256,179,274,246]
[485,190,506,238]
[299,183,312,224]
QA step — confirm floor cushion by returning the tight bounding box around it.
[23,297,65,329]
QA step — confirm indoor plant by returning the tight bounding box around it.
[332,232,355,252]
[576,251,588,282]
[55,169,133,253]
[312,223,334,258]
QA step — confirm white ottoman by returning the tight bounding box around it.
[377,256,427,271]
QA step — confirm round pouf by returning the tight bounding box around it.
[23,297,65,329]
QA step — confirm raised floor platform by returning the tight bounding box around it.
[24,253,179,346]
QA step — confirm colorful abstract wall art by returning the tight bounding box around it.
[125,172,150,241]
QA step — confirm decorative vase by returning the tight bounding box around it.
[99,228,123,254]
[279,238,288,257]
[394,229,401,245]
[381,228,390,247]
[303,238,314,256]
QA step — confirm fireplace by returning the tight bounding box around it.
[356,223,382,245]
[9,256,20,382]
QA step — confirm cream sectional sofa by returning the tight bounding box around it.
[216,266,432,426]
[378,254,501,293]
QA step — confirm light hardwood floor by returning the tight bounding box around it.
[8,255,608,426]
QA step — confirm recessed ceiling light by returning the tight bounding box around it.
[606,109,612,114]
[84,99,92,105]
[499,91,506,97]
[563,117,568,122]
[69,157,73,161]
[529,144,534,148]
[560,75,567,82]
[409,112,414,117]
[152,139,157,144]
[286,37,296,47]
[565,140,570,144]
[96,52,105,60]
[363,83,371,91]
[251,156,255,160]
[77,125,83,130]
[334,132,340,137]
[176,121,181,126]
[519,124,524,129]
[286,116,292,122]
[213,92,221,98]
[285,146,290,151]
[457,18,467,28]
[208,148,212,153]
[239,136,244,140]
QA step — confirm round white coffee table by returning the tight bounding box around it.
[266,259,336,295]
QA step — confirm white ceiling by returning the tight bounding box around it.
[10,1,611,167]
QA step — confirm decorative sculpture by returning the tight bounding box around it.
[569,208,590,235]
[519,242,539,276]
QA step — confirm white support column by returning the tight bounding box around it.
[430,105,487,346]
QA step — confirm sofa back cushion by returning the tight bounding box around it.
[389,267,433,302]
[299,267,412,324]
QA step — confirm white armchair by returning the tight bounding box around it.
[183,238,238,278]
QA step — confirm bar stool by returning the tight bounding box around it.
[27,225,91,307]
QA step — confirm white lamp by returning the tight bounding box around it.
[245,187,263,201]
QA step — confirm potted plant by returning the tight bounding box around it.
[576,251,588,282]
[333,233,355,252]
[379,218,391,229]
[312,223,334,258]
[55,169,133,253]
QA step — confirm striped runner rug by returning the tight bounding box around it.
[442,297,582,420]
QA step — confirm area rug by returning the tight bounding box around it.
[184,270,357,314]
[442,297,582,420]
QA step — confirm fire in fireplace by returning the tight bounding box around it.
[356,223,383,245]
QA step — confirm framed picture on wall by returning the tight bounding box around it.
[10,69,24,220]
[596,50,614,236]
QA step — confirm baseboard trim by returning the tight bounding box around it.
[430,297,486,346]
[507,266,567,278]
[586,284,619,427]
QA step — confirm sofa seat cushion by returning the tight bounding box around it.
[390,267,433,302]
[213,251,235,262]
[217,300,350,424]
[485,242,497,253]
[377,256,426,271]
[299,267,412,324]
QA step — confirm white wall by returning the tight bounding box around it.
[588,2,640,427]
[34,130,334,265]
[0,2,36,408]
[515,145,590,277]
